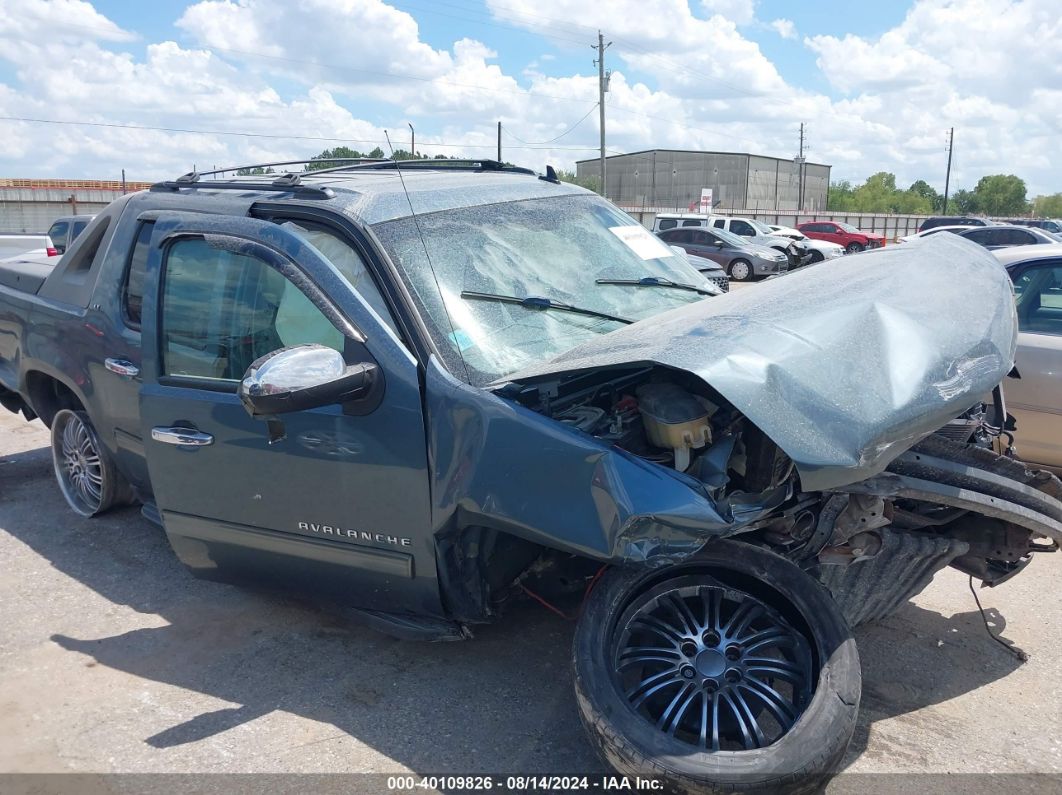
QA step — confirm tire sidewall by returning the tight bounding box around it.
[573,540,860,787]
[846,243,864,253]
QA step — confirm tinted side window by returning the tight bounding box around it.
[732,220,754,236]
[71,221,88,241]
[48,221,69,246]
[161,238,344,381]
[122,221,153,328]
[712,219,725,228]
[1014,265,1062,335]
[1012,229,1037,245]
[681,219,702,227]
[964,229,990,245]
[691,231,711,245]
[657,219,677,231]
[281,222,398,336]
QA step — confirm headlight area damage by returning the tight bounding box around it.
[428,235,1060,627]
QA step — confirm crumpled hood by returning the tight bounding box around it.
[501,235,1017,491]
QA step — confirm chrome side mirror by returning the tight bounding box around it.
[238,344,378,418]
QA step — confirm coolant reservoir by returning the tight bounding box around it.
[635,383,712,471]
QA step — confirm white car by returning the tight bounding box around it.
[767,224,846,263]
[898,225,974,243]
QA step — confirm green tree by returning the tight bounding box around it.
[908,179,942,211]
[1032,193,1062,217]
[972,174,1028,216]
[556,169,601,194]
[235,166,275,175]
[949,188,979,214]
[826,179,855,211]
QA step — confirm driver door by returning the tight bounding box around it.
[138,213,443,617]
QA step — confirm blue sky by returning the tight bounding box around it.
[1,1,1059,196]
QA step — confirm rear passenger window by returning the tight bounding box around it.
[681,220,702,227]
[712,219,725,228]
[71,221,88,241]
[122,221,153,328]
[657,219,677,231]
[161,238,344,382]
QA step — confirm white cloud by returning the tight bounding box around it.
[700,0,757,25]
[770,18,795,39]
[0,0,1057,199]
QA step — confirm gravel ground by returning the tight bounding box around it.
[0,409,1059,790]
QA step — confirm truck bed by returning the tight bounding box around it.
[0,256,55,295]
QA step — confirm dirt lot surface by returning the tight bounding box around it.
[1,409,1059,790]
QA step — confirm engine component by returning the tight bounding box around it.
[555,405,607,432]
[635,383,712,471]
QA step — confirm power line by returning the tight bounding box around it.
[502,104,598,145]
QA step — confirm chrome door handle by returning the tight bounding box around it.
[151,427,214,446]
[105,358,139,377]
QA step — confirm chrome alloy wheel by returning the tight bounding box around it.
[51,411,105,516]
[611,579,814,751]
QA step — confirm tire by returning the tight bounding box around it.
[845,243,864,254]
[809,251,824,264]
[50,409,133,517]
[728,259,753,281]
[573,540,860,794]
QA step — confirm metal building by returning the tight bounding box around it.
[576,150,831,212]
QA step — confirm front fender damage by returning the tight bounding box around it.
[426,359,774,565]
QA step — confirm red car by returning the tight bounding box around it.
[797,221,886,253]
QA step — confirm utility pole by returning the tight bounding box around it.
[794,123,806,213]
[408,122,415,159]
[943,127,954,214]
[592,31,611,198]
[497,121,502,162]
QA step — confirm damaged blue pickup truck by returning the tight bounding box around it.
[1,159,1059,793]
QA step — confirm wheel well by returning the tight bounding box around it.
[24,371,84,427]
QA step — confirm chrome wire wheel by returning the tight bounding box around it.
[611,578,814,752]
[51,410,106,516]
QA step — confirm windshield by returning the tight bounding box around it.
[837,221,862,233]
[373,194,715,385]
[748,219,776,235]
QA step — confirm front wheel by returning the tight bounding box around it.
[728,259,753,281]
[573,541,860,794]
[845,242,864,254]
[50,409,132,517]
[809,251,824,263]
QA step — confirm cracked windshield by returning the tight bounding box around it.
[375,194,716,384]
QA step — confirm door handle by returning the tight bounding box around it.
[105,358,139,378]
[151,427,214,446]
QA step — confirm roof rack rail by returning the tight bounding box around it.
[340,158,537,176]
[168,158,388,183]
[150,178,336,199]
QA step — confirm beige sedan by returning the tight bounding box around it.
[993,244,1062,469]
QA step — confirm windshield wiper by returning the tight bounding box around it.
[595,276,720,296]
[460,291,633,324]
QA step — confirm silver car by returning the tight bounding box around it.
[658,226,788,281]
[993,243,1062,469]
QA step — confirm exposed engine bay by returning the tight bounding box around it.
[503,366,1061,626]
